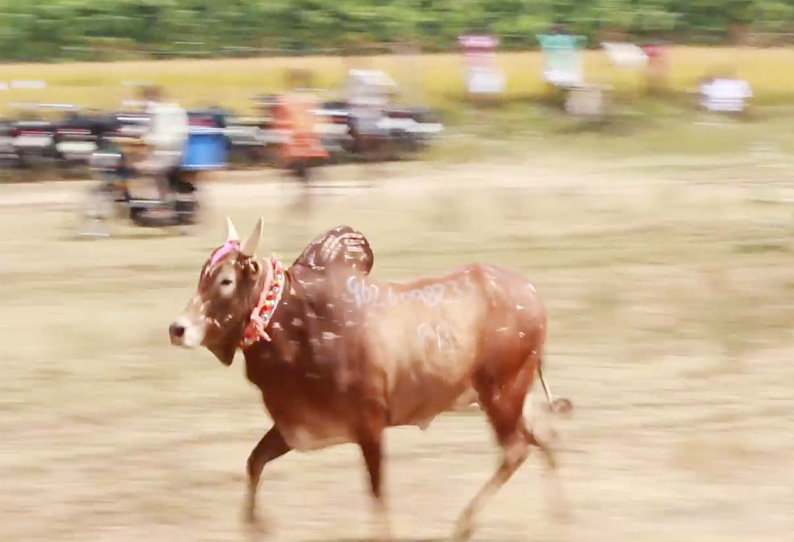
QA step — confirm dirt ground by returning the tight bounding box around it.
[1,155,793,542]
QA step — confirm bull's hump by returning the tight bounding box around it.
[292,225,374,274]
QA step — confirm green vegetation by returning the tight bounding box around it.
[0,0,790,61]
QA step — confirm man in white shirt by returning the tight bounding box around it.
[135,85,189,201]
[346,68,395,138]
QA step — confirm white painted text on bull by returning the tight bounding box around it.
[346,275,474,309]
[416,322,454,351]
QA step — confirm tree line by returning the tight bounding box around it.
[0,0,789,62]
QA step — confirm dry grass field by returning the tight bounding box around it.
[2,46,794,114]
[1,153,794,542]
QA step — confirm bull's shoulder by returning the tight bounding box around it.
[291,225,374,275]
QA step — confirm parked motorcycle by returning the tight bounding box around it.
[78,124,227,237]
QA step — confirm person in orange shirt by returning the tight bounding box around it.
[272,71,329,182]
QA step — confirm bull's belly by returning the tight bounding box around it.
[276,417,353,452]
[271,384,478,451]
[261,393,354,452]
[410,388,479,430]
[382,343,480,428]
[387,376,478,429]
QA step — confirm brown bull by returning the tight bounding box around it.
[169,218,573,541]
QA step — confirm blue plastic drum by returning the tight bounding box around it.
[181,127,228,171]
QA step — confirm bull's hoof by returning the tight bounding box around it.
[243,507,271,536]
[373,527,393,542]
[551,504,572,525]
[452,519,474,541]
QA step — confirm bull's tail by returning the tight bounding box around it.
[538,357,573,415]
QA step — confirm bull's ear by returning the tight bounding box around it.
[240,217,264,257]
[245,258,261,277]
[207,337,237,367]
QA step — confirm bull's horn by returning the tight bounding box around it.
[240,217,264,257]
[225,216,239,243]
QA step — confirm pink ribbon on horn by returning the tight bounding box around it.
[208,241,240,271]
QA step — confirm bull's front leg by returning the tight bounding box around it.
[244,425,292,530]
[357,425,392,542]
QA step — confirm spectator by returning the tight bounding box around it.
[134,85,189,201]
[643,38,670,95]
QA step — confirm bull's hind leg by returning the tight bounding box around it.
[244,425,292,528]
[453,361,562,541]
[520,423,570,524]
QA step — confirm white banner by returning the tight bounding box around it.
[466,67,506,95]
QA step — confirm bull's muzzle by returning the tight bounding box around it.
[169,322,186,345]
[169,316,205,348]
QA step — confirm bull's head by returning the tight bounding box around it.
[169,216,266,366]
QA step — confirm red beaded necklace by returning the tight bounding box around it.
[240,255,286,348]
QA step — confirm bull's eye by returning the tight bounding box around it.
[217,271,236,297]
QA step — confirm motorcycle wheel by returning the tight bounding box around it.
[171,193,201,236]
